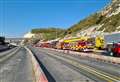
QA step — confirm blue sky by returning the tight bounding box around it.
[0,0,111,38]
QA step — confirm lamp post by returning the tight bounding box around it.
[56,28,57,39]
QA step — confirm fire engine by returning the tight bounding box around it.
[104,33,120,57]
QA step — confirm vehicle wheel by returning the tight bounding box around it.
[109,51,114,56]
[99,47,102,50]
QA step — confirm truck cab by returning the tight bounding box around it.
[112,43,120,57]
[107,42,120,57]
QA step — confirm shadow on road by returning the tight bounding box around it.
[32,51,56,82]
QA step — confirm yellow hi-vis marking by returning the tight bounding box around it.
[46,52,120,82]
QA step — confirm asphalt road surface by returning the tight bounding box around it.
[30,47,120,82]
[0,45,10,52]
[0,47,33,82]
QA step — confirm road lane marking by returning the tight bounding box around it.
[45,49,120,81]
[59,55,118,82]
[58,53,120,81]
[45,51,120,82]
[0,47,20,62]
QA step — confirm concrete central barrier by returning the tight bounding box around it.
[25,47,48,82]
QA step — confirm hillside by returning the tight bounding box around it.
[30,28,65,42]
[29,0,120,41]
[65,0,120,37]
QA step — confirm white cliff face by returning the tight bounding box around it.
[23,32,35,38]
[76,24,104,37]
[116,26,120,31]
[75,0,120,37]
[106,4,120,17]
[101,0,120,17]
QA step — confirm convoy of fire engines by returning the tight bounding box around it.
[35,32,120,57]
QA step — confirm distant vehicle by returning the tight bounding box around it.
[0,37,11,51]
[104,33,120,56]
[56,42,64,49]
[58,37,95,52]
[107,42,120,57]
[34,32,120,57]
[40,43,51,48]
[95,36,104,49]
[113,43,120,57]
[36,36,104,52]
[0,36,5,45]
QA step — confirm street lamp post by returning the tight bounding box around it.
[56,28,57,39]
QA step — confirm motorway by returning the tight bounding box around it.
[0,47,33,82]
[0,46,120,82]
[30,46,120,82]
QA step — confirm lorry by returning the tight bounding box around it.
[61,36,105,51]
[112,43,120,57]
[104,32,120,57]
[0,37,13,51]
[0,36,5,45]
[60,36,95,51]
